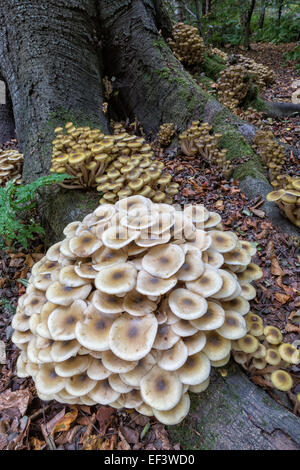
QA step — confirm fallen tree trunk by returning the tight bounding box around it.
[0,0,299,451]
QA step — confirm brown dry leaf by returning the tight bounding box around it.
[119,425,139,444]
[285,323,300,334]
[100,434,117,450]
[0,340,6,364]
[0,389,31,416]
[43,408,65,436]
[250,208,265,218]
[118,429,131,450]
[274,292,291,304]
[95,406,115,435]
[31,437,45,450]
[25,254,34,268]
[0,278,7,288]
[55,425,82,445]
[52,407,78,434]
[82,434,103,450]
[270,255,284,276]
[152,423,172,450]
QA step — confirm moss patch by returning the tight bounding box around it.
[233,156,266,181]
[202,53,226,80]
[219,130,254,161]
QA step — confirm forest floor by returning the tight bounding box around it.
[0,43,299,451]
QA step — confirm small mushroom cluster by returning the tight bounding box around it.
[0,149,23,186]
[12,196,263,425]
[179,121,232,177]
[217,65,250,112]
[267,177,300,228]
[235,54,275,90]
[157,123,175,147]
[233,318,300,392]
[236,107,264,127]
[209,48,228,62]
[167,23,205,66]
[252,130,286,183]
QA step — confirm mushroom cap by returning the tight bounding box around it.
[221,296,250,316]
[176,248,204,281]
[153,324,180,350]
[168,288,207,320]
[120,354,156,387]
[202,248,224,268]
[223,247,251,266]
[95,262,137,295]
[216,310,247,340]
[109,314,158,361]
[136,403,154,417]
[156,340,188,371]
[237,263,263,282]
[116,195,151,214]
[91,290,124,314]
[183,331,207,355]
[75,306,115,351]
[265,348,281,365]
[102,225,140,249]
[210,353,231,367]
[177,351,211,385]
[46,281,92,306]
[203,331,231,361]
[88,379,121,404]
[210,230,238,253]
[102,350,138,373]
[204,212,222,229]
[240,281,256,300]
[270,370,293,392]
[278,343,300,365]
[86,358,111,380]
[140,365,182,411]
[65,373,96,396]
[50,340,80,363]
[153,393,190,425]
[108,374,133,393]
[237,334,259,353]
[189,377,210,393]
[211,269,237,299]
[123,289,156,316]
[186,265,223,298]
[184,204,209,224]
[54,354,91,377]
[73,263,98,279]
[69,231,102,257]
[35,364,66,394]
[191,301,225,330]
[171,319,198,337]
[142,244,185,279]
[136,270,176,296]
[47,300,86,340]
[186,230,212,251]
[92,246,127,270]
[118,389,143,409]
[264,326,283,345]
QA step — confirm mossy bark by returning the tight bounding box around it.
[0,77,15,144]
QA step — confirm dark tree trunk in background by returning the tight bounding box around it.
[0,0,108,182]
[0,77,15,143]
[173,0,184,21]
[0,0,299,449]
[194,0,204,37]
[242,0,256,49]
[277,0,284,26]
[259,0,267,28]
[205,0,212,15]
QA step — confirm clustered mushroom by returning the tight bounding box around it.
[167,23,205,66]
[209,47,228,62]
[267,176,300,228]
[233,318,300,392]
[236,107,264,127]
[179,121,232,177]
[12,195,264,425]
[157,123,175,147]
[252,129,286,184]
[217,65,250,112]
[0,149,23,186]
[50,122,178,204]
[234,54,275,90]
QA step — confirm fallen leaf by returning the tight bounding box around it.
[95,406,115,435]
[82,434,103,450]
[52,407,78,434]
[270,255,284,276]
[274,292,290,304]
[119,425,139,444]
[285,323,300,333]
[31,437,45,450]
[250,208,265,218]
[0,341,6,364]
[0,389,31,416]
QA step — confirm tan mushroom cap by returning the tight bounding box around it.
[210,230,238,253]
[270,370,293,392]
[120,354,156,387]
[116,195,151,214]
[221,296,250,315]
[203,331,231,361]
[183,331,207,355]
[135,229,171,247]
[156,340,188,371]
[120,209,158,231]
[23,294,46,315]
[278,343,300,364]
[136,403,154,417]
[75,306,115,352]
[55,354,91,377]
[51,339,80,362]
[211,269,237,299]
[32,272,55,291]
[87,358,111,380]
[171,319,198,337]
[65,373,96,396]
[140,365,182,411]
[11,312,31,332]
[46,242,63,262]
[184,204,209,224]
[237,334,259,353]
[136,270,177,296]
[35,364,66,394]
[223,247,251,266]
[88,379,121,404]
[93,204,115,222]
[237,263,263,282]
[177,351,211,385]
[63,221,82,238]
[168,288,207,320]
[264,326,283,345]
[108,374,133,393]
[186,265,223,298]
[240,240,257,257]
[189,377,210,393]
[102,225,140,249]
[176,248,204,281]
[142,244,185,279]
[266,348,281,365]
[91,290,124,314]
[118,389,143,409]
[69,231,102,257]
[46,281,92,306]
[202,248,224,268]
[252,343,266,359]
[109,314,158,361]
[95,262,137,295]
[73,263,98,279]
[153,324,180,350]
[204,212,222,229]
[191,301,225,331]
[153,393,190,425]
[47,299,86,340]
[232,350,248,364]
[240,281,256,300]
[211,353,231,367]
[123,289,156,316]
[92,246,127,270]
[186,230,212,251]
[102,350,138,373]
[216,310,247,340]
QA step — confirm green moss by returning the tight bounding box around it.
[233,156,266,181]
[155,67,172,80]
[219,131,254,161]
[202,53,226,80]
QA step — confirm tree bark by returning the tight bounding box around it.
[0,0,108,182]
[173,0,184,21]
[0,77,15,144]
[277,0,284,26]
[242,0,257,49]
[259,0,267,28]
